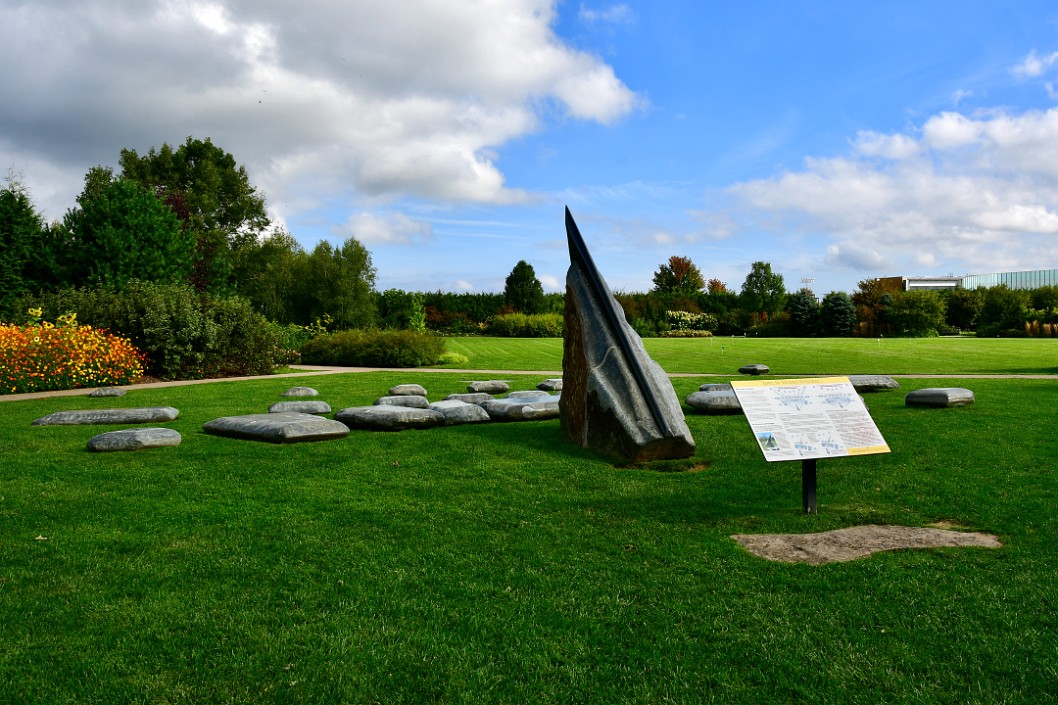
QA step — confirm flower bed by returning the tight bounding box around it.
[0,310,145,393]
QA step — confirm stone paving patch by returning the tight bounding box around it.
[33,407,180,426]
[204,412,349,443]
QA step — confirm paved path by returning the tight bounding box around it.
[2,365,1055,403]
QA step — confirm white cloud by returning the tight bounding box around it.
[728,107,1058,277]
[579,3,633,25]
[538,274,562,291]
[342,211,432,245]
[0,0,640,221]
[1012,50,1058,78]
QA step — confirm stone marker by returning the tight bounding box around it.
[905,388,975,408]
[89,387,126,398]
[268,400,332,415]
[87,428,181,452]
[32,407,180,426]
[444,392,494,404]
[467,380,509,394]
[738,364,769,375]
[506,390,552,400]
[685,390,743,415]
[389,384,427,397]
[560,208,695,462]
[537,378,563,392]
[375,395,430,409]
[281,386,318,397]
[481,396,561,421]
[334,405,444,431]
[847,375,900,392]
[699,382,732,392]
[204,412,349,443]
[429,400,492,425]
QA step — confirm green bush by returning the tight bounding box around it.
[18,281,280,379]
[436,351,470,366]
[300,329,446,368]
[486,313,563,337]
[666,310,717,332]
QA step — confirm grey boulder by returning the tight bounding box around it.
[445,392,494,404]
[88,387,126,398]
[268,400,332,415]
[738,364,770,375]
[481,396,560,421]
[429,400,492,425]
[699,382,732,392]
[375,395,430,409]
[33,407,180,426]
[334,405,444,431]
[537,378,563,392]
[204,412,350,443]
[847,375,900,392]
[389,384,427,397]
[467,380,510,394]
[905,388,975,408]
[281,386,318,397]
[506,390,552,400]
[87,428,181,452]
[685,390,743,415]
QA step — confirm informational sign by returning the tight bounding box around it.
[730,377,890,463]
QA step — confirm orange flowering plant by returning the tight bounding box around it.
[0,308,146,394]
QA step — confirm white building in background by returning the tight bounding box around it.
[880,269,1058,291]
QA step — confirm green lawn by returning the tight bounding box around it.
[1,359,1056,702]
[443,335,1058,375]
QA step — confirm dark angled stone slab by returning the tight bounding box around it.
[445,392,494,404]
[847,375,900,392]
[905,388,975,408]
[685,390,743,415]
[87,428,181,452]
[375,395,430,409]
[560,208,695,463]
[204,412,349,443]
[89,387,126,398]
[429,400,492,425]
[268,400,332,415]
[537,378,563,392]
[389,384,427,396]
[699,382,732,392]
[334,405,444,431]
[32,407,180,426]
[738,364,769,375]
[481,396,561,421]
[467,380,510,394]
[281,386,318,397]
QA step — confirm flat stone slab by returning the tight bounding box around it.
[88,387,126,398]
[375,395,429,409]
[537,378,563,392]
[281,386,318,397]
[467,380,510,394]
[905,387,975,408]
[445,392,494,404]
[389,384,427,397]
[699,383,732,392]
[685,390,743,414]
[268,400,332,415]
[32,407,180,426]
[428,400,492,426]
[733,525,1001,565]
[738,364,769,375]
[334,405,444,431]
[506,390,552,400]
[87,428,182,452]
[481,396,560,421]
[847,375,900,392]
[204,412,349,443]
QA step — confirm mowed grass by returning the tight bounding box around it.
[1,361,1056,703]
[443,335,1058,375]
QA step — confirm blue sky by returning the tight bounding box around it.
[4,1,1058,296]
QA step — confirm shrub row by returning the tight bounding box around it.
[17,281,281,380]
[485,313,563,338]
[300,329,446,368]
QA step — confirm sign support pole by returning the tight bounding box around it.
[802,458,817,514]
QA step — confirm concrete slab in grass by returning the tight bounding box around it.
[204,412,350,443]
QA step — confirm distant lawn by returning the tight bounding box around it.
[1,371,1056,703]
[443,335,1058,375]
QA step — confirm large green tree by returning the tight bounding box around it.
[230,230,304,323]
[119,137,270,294]
[887,290,946,337]
[0,178,51,318]
[503,260,545,314]
[945,288,984,331]
[785,288,820,336]
[294,238,377,329]
[820,291,857,337]
[740,261,786,317]
[652,256,705,295]
[58,167,194,290]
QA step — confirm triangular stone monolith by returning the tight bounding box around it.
[560,207,696,462]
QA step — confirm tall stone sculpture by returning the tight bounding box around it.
[560,207,696,462]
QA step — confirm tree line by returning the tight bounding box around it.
[3,138,1055,339]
